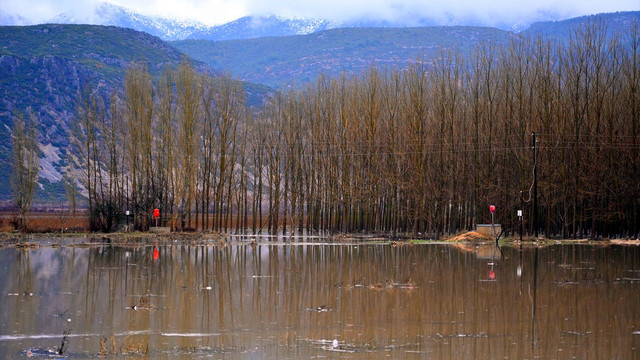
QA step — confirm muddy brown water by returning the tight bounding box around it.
[0,237,639,359]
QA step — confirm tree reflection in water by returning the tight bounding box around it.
[0,239,638,359]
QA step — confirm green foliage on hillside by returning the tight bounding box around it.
[172,26,512,87]
[0,24,189,74]
[522,11,639,40]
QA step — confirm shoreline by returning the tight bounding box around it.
[0,231,638,248]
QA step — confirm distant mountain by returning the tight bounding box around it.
[172,11,639,89]
[186,15,334,41]
[173,26,513,88]
[42,3,336,41]
[522,11,639,39]
[7,1,569,41]
[337,10,563,33]
[47,2,209,41]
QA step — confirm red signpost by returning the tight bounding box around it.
[154,208,160,227]
[490,205,496,242]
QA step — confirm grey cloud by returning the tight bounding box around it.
[2,0,637,26]
[2,0,102,24]
[244,0,638,25]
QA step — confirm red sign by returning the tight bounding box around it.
[153,208,160,219]
[490,205,496,213]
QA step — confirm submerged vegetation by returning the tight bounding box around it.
[71,20,639,238]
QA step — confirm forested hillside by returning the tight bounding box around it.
[173,26,512,88]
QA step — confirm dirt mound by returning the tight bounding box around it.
[444,231,491,243]
[610,239,640,246]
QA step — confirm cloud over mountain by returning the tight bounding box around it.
[2,0,638,28]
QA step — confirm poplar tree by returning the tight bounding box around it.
[10,111,39,232]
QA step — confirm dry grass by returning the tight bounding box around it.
[443,231,491,243]
[0,211,89,233]
[120,336,149,356]
[610,239,640,246]
[0,211,296,234]
[100,335,149,357]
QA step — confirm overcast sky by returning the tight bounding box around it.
[2,0,638,26]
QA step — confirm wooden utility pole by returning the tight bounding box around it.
[532,132,538,238]
[520,191,524,242]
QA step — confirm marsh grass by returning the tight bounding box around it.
[0,211,89,232]
[100,335,149,357]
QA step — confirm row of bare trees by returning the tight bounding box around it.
[72,63,247,231]
[73,21,639,238]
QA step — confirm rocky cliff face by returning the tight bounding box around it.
[0,54,100,200]
[0,25,191,201]
[0,24,270,202]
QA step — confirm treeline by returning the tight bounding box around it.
[74,21,639,238]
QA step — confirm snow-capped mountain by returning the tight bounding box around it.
[5,1,567,42]
[186,15,336,41]
[42,2,336,41]
[47,2,209,41]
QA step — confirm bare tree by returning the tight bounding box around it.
[123,64,155,230]
[175,62,200,230]
[10,111,39,232]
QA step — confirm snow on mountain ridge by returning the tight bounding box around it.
[21,1,569,41]
[45,2,209,41]
[184,15,337,41]
[40,2,336,41]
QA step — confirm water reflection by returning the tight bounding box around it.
[0,239,638,359]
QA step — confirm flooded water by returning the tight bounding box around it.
[0,237,639,359]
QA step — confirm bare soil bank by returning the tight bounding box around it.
[0,231,638,249]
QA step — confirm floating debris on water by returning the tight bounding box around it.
[304,338,417,353]
[24,347,65,358]
[51,309,68,319]
[368,279,416,290]
[1,333,94,341]
[127,297,156,310]
[15,242,39,249]
[435,332,492,339]
[305,305,331,312]
[562,331,591,336]
[22,330,70,358]
[161,333,221,337]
